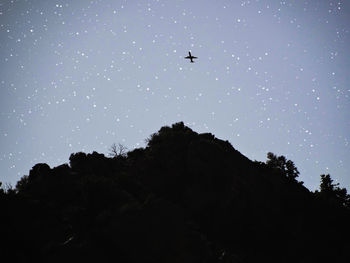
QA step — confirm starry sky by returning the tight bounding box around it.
[1,0,349,191]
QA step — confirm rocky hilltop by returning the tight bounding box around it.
[1,122,349,263]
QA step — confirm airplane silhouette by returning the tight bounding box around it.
[185,51,197,63]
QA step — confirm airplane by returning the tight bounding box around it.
[185,51,197,63]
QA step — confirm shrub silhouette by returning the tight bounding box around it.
[266,152,300,181]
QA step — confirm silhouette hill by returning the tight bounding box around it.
[1,122,349,263]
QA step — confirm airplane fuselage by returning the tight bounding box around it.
[185,51,197,63]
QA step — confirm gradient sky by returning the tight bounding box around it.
[0,0,349,190]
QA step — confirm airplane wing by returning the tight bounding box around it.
[192,56,198,59]
[185,56,191,59]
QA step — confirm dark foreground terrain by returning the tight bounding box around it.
[1,122,349,263]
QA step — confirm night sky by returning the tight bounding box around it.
[1,0,349,190]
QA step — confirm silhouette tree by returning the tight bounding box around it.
[108,143,128,158]
[320,174,335,193]
[0,181,4,195]
[0,181,15,194]
[266,152,299,181]
[316,174,350,208]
